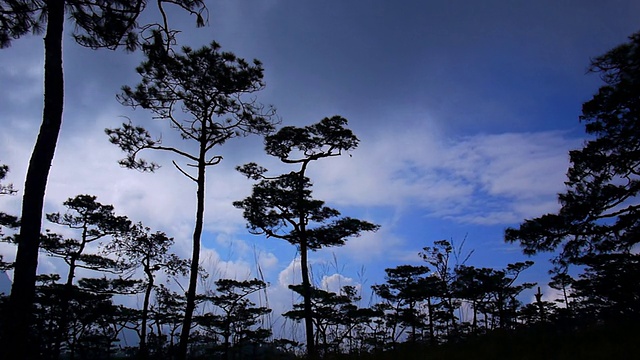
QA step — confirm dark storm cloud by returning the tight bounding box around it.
[202,1,640,135]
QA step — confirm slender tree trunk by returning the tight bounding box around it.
[562,284,570,311]
[427,297,435,345]
[54,258,78,360]
[297,161,316,359]
[410,302,416,342]
[224,325,231,360]
[472,299,478,333]
[177,139,207,360]
[498,294,505,329]
[447,293,457,335]
[535,287,545,322]
[5,1,65,358]
[300,240,316,358]
[57,228,88,360]
[140,265,154,360]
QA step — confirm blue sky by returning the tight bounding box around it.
[1,1,639,324]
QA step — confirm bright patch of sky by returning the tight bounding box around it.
[1,1,639,312]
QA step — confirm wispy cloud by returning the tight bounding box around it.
[308,125,579,226]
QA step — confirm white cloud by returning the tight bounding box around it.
[198,247,252,282]
[309,126,579,226]
[0,105,579,321]
[320,273,358,294]
[277,257,302,288]
[333,225,404,264]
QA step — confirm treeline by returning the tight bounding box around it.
[0,191,637,359]
[0,192,544,359]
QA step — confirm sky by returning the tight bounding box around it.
[1,0,640,332]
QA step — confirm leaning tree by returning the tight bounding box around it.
[106,40,276,360]
[234,116,380,358]
[0,2,206,356]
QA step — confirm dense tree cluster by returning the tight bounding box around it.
[506,30,640,324]
[0,224,609,360]
[0,2,207,357]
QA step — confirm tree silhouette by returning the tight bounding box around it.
[477,262,535,330]
[505,31,640,268]
[284,284,374,356]
[107,223,188,359]
[42,195,131,279]
[0,2,206,356]
[571,253,640,322]
[454,265,495,333]
[106,40,276,360]
[548,268,574,311]
[372,265,431,346]
[40,194,131,358]
[0,164,18,270]
[234,116,379,358]
[150,284,187,357]
[0,164,15,197]
[28,273,140,359]
[197,278,271,360]
[419,240,461,335]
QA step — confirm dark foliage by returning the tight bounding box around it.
[0,164,18,270]
[107,40,277,360]
[505,31,640,266]
[1,2,207,357]
[235,116,379,358]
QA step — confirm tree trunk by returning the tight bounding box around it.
[140,265,154,360]
[410,302,416,342]
[177,139,207,360]
[54,257,78,360]
[5,1,65,358]
[300,240,316,358]
[297,161,316,359]
[427,297,435,345]
[472,299,478,333]
[447,294,457,335]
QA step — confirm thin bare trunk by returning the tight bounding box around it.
[300,240,316,358]
[140,265,154,360]
[298,161,316,359]
[177,138,207,360]
[427,297,435,345]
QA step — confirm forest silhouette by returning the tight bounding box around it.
[1,2,640,359]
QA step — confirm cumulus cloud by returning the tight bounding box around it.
[320,273,358,294]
